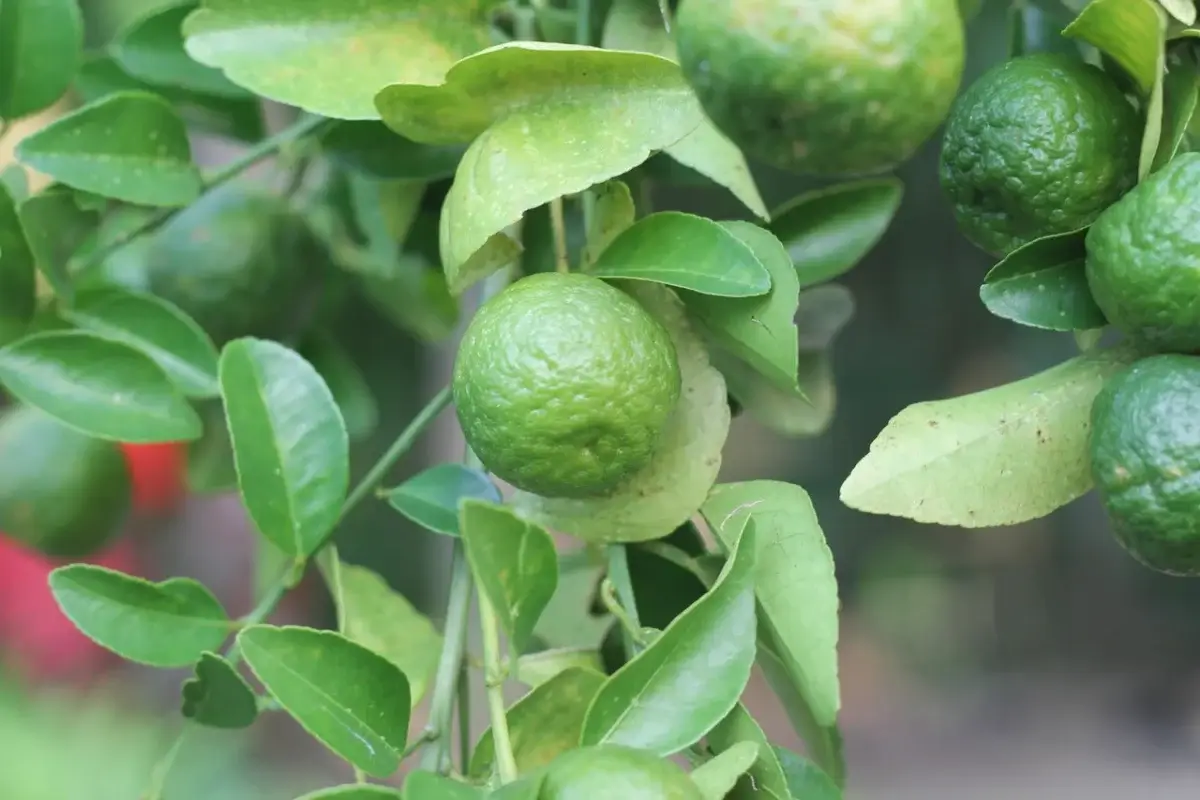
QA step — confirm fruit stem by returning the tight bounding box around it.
[606,545,643,659]
[479,589,520,784]
[550,196,570,272]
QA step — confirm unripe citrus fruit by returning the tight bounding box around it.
[1085,153,1200,353]
[0,406,131,559]
[675,0,965,176]
[940,53,1140,257]
[1089,355,1200,576]
[538,745,703,800]
[453,272,681,499]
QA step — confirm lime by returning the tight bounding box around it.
[940,53,1140,257]
[146,184,313,345]
[1085,153,1200,353]
[453,272,681,499]
[1089,354,1200,576]
[674,0,965,176]
[539,745,703,800]
[0,406,131,559]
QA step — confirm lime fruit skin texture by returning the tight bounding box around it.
[1086,153,1200,353]
[453,273,681,500]
[538,745,704,800]
[0,406,131,559]
[940,53,1140,257]
[1090,355,1200,576]
[674,0,965,177]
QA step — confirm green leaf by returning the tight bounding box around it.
[707,704,792,800]
[979,228,1106,331]
[1161,0,1198,25]
[183,0,495,120]
[460,500,558,653]
[187,401,238,493]
[531,554,612,651]
[327,559,442,707]
[376,42,708,294]
[298,787,405,800]
[300,333,379,443]
[775,747,842,800]
[588,212,771,297]
[62,289,220,398]
[385,463,501,537]
[487,775,544,800]
[511,283,730,543]
[701,482,840,729]
[0,165,28,201]
[684,222,799,392]
[219,338,349,558]
[517,647,605,688]
[579,523,757,754]
[583,180,636,265]
[0,183,35,346]
[1153,52,1200,171]
[181,651,259,729]
[404,773,485,800]
[769,179,903,289]
[719,349,839,438]
[113,2,251,99]
[322,122,465,181]
[18,187,100,303]
[0,330,203,442]
[690,741,759,800]
[238,625,410,777]
[1063,0,1165,95]
[840,345,1141,527]
[756,645,844,788]
[470,667,606,779]
[0,0,83,119]
[48,564,230,667]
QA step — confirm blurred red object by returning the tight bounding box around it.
[121,442,186,515]
[0,534,138,684]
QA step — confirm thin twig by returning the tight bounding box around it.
[479,592,519,783]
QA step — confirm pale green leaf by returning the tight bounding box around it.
[708,704,791,800]
[690,742,759,800]
[583,180,636,265]
[1063,0,1166,95]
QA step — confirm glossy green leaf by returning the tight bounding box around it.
[48,564,230,667]
[517,647,605,688]
[16,92,201,207]
[18,187,99,303]
[114,2,250,99]
[376,42,707,294]
[583,180,636,265]
[327,559,442,707]
[386,463,501,537]
[62,289,220,398]
[691,741,759,800]
[770,179,903,289]
[404,773,485,800]
[471,667,606,779]
[708,704,792,800]
[589,212,771,297]
[580,524,757,754]
[239,625,409,777]
[685,222,798,392]
[219,338,349,557]
[300,334,379,443]
[756,645,844,787]
[461,500,558,653]
[1063,0,1165,95]
[181,651,259,729]
[0,330,202,442]
[184,0,495,120]
[1153,53,1200,171]
[298,787,405,800]
[979,228,1106,331]
[775,747,842,800]
[0,183,35,346]
[840,345,1141,526]
[1161,0,1198,25]
[702,482,840,729]
[186,401,238,493]
[322,122,465,181]
[0,0,83,119]
[511,283,731,543]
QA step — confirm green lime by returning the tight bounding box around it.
[539,745,704,800]
[146,184,313,345]
[1089,354,1200,576]
[0,406,131,559]
[453,272,681,499]
[940,53,1140,257]
[1085,153,1200,353]
[674,0,965,176]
